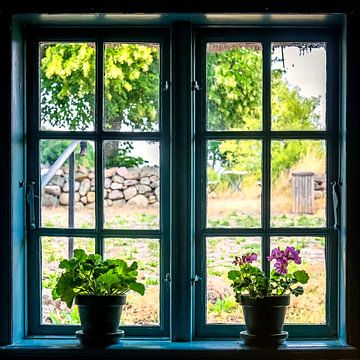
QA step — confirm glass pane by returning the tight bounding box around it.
[207,237,262,324]
[271,236,326,324]
[271,140,326,227]
[207,140,262,228]
[40,140,95,229]
[40,43,95,131]
[207,42,262,131]
[103,140,160,229]
[104,238,160,325]
[104,43,160,132]
[41,237,95,324]
[271,42,326,131]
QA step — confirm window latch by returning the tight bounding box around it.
[190,274,202,286]
[331,179,341,230]
[26,181,36,229]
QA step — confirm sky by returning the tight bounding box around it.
[272,44,327,128]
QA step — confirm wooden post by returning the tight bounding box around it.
[292,171,315,214]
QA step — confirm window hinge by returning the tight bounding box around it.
[191,80,201,91]
[164,273,171,284]
[331,179,342,230]
[162,81,170,92]
[190,274,202,286]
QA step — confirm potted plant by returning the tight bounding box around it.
[228,246,309,346]
[52,249,145,345]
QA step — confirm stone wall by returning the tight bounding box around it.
[42,166,160,209]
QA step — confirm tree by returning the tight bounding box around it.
[40,43,323,178]
[40,42,159,166]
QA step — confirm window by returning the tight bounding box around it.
[194,29,339,339]
[25,24,340,340]
[27,29,170,337]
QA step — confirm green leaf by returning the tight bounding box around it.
[129,282,145,296]
[291,286,304,297]
[293,270,310,284]
[97,270,119,289]
[228,270,240,280]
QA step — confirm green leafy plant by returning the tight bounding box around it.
[228,246,309,300]
[52,249,145,308]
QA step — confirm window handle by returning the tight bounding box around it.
[26,181,36,229]
[331,179,341,230]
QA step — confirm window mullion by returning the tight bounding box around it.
[170,21,194,341]
[95,39,104,256]
[262,40,271,276]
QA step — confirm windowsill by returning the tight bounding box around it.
[1,338,358,360]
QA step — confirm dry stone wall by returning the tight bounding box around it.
[42,166,160,209]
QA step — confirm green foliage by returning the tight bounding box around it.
[40,140,95,168]
[41,43,324,182]
[52,249,145,308]
[105,141,147,168]
[228,249,309,300]
[104,44,159,131]
[41,43,96,130]
[207,47,262,131]
[40,43,159,131]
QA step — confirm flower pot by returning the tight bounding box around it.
[239,295,290,346]
[74,295,127,345]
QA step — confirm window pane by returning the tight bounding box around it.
[40,43,95,131]
[40,140,95,229]
[271,140,326,227]
[104,43,160,132]
[207,42,262,131]
[103,140,160,229]
[207,140,262,228]
[271,42,326,131]
[41,237,95,325]
[207,237,262,324]
[104,238,160,326]
[271,236,326,324]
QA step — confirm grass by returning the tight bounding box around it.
[41,178,327,326]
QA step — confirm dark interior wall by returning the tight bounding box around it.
[0,0,359,357]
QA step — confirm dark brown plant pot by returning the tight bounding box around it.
[75,295,126,345]
[239,295,290,346]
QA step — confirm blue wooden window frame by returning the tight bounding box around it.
[26,28,171,337]
[194,28,340,339]
[22,22,343,341]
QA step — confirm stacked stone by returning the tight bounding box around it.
[42,166,160,209]
[314,174,326,199]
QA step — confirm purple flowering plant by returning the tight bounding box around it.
[228,246,310,300]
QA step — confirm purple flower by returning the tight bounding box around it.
[274,260,288,274]
[267,247,283,261]
[284,246,301,264]
[242,253,257,264]
[233,253,257,266]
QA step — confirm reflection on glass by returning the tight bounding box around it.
[40,140,95,229]
[270,140,326,227]
[41,237,95,324]
[271,42,326,130]
[104,238,160,325]
[103,140,160,229]
[271,236,326,324]
[104,43,160,132]
[207,140,262,228]
[207,42,262,131]
[40,43,95,131]
[206,237,262,324]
